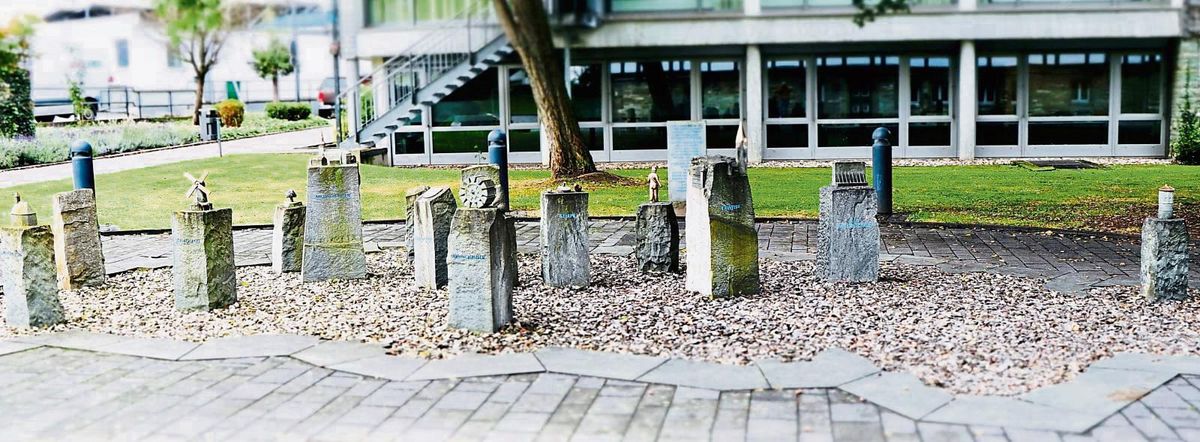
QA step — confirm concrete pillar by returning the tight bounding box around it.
[957,40,977,160]
[957,0,978,11]
[744,0,761,15]
[746,45,765,164]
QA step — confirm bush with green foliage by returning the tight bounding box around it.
[0,64,33,138]
[265,102,311,121]
[214,99,244,127]
[1174,66,1200,165]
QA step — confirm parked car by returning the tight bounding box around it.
[316,77,346,118]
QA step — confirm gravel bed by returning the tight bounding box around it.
[2,251,1196,396]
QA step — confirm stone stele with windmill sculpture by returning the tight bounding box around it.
[1,193,65,328]
[271,189,306,275]
[446,170,516,333]
[172,172,237,311]
[301,150,367,282]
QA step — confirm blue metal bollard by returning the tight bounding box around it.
[487,129,510,211]
[70,140,96,191]
[871,127,892,216]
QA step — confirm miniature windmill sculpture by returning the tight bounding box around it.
[184,172,213,211]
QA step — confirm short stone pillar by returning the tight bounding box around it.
[447,207,515,333]
[404,185,430,266]
[302,161,367,282]
[685,156,760,297]
[50,189,106,289]
[817,162,880,283]
[540,189,590,288]
[172,207,236,311]
[636,202,679,273]
[413,187,457,289]
[1141,186,1190,301]
[3,196,65,328]
[271,191,306,274]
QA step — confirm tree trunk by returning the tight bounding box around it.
[494,0,596,179]
[272,76,280,102]
[192,72,206,125]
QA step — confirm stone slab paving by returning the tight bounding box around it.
[3,333,1200,441]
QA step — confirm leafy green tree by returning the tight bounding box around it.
[252,39,295,102]
[153,0,241,125]
[0,16,35,138]
[1173,66,1200,165]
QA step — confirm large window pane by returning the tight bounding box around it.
[508,69,537,124]
[509,65,603,123]
[1121,54,1162,114]
[392,131,424,155]
[508,129,541,152]
[433,69,499,127]
[976,122,1018,146]
[432,130,491,153]
[818,123,898,147]
[766,59,805,118]
[701,61,740,119]
[1028,53,1109,117]
[766,124,808,148]
[1027,121,1107,145]
[817,56,899,119]
[706,125,739,149]
[910,57,950,116]
[611,61,691,122]
[612,0,741,12]
[1118,121,1161,144]
[909,122,951,146]
[978,56,1018,115]
[613,126,667,150]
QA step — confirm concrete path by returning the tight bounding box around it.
[0,126,333,188]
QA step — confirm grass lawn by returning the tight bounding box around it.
[5,153,1196,233]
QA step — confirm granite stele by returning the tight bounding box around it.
[271,190,306,274]
[447,173,516,333]
[172,173,237,311]
[2,194,65,328]
[403,185,430,265]
[685,156,760,297]
[637,166,679,273]
[413,186,457,289]
[816,162,880,283]
[302,153,367,282]
[51,188,106,289]
[541,187,591,288]
[1141,185,1190,301]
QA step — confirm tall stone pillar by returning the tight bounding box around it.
[540,189,590,288]
[172,207,236,311]
[403,185,430,266]
[3,196,64,328]
[636,202,679,273]
[271,192,306,274]
[302,160,367,282]
[51,189,106,289]
[1141,186,1190,301]
[817,162,880,283]
[447,207,515,333]
[957,40,977,160]
[413,187,457,289]
[685,156,760,297]
[746,44,765,164]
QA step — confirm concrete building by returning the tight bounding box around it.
[338,0,1192,165]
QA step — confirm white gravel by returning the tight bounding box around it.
[2,251,1196,396]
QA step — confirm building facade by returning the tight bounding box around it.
[339,0,1189,165]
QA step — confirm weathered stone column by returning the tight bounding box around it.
[540,189,590,288]
[636,202,679,273]
[172,207,236,311]
[3,196,64,328]
[817,162,880,283]
[685,156,760,297]
[271,192,306,274]
[1141,186,1190,301]
[302,162,367,282]
[413,187,457,289]
[51,189,106,289]
[403,185,430,266]
[447,207,515,333]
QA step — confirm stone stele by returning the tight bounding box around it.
[636,202,679,273]
[51,188,106,290]
[413,186,457,289]
[302,163,367,282]
[447,207,515,333]
[404,185,430,265]
[685,155,760,297]
[540,190,590,288]
[461,164,503,208]
[1,224,64,328]
[172,207,237,311]
[816,183,880,283]
[272,201,306,274]
[1140,217,1190,301]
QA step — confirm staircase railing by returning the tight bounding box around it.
[341,0,503,142]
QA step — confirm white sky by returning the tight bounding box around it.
[0,0,316,22]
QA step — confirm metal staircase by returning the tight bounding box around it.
[341,0,512,148]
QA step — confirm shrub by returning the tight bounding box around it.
[1174,68,1200,165]
[0,63,34,138]
[265,102,311,121]
[214,99,244,128]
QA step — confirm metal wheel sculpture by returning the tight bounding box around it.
[461,175,498,208]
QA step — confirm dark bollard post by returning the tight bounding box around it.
[70,140,95,191]
[487,129,510,211]
[871,127,892,216]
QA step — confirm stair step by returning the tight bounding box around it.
[445,83,458,91]
[420,99,436,106]
[457,75,472,82]
[372,132,387,139]
[469,66,485,74]
[384,124,399,130]
[432,92,446,99]
[361,140,376,147]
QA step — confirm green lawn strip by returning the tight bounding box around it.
[3,153,1194,232]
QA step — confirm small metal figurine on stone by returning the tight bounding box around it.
[2,193,64,328]
[647,166,661,203]
[184,172,212,211]
[734,123,749,175]
[1140,184,1190,301]
[637,167,679,274]
[172,173,237,311]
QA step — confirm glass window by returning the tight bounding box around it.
[1028,53,1109,117]
[976,122,1018,146]
[613,126,667,150]
[818,123,898,147]
[766,59,805,119]
[392,131,424,155]
[1118,121,1161,145]
[611,61,691,122]
[580,127,605,151]
[116,39,129,68]
[432,130,491,153]
[977,56,1018,115]
[1028,121,1107,145]
[612,0,741,12]
[508,68,537,124]
[1121,54,1162,114]
[766,124,808,148]
[433,69,499,127]
[508,129,541,152]
[910,57,950,116]
[701,61,740,119]
[509,65,602,124]
[706,125,739,149]
[817,56,899,119]
[909,122,951,146]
